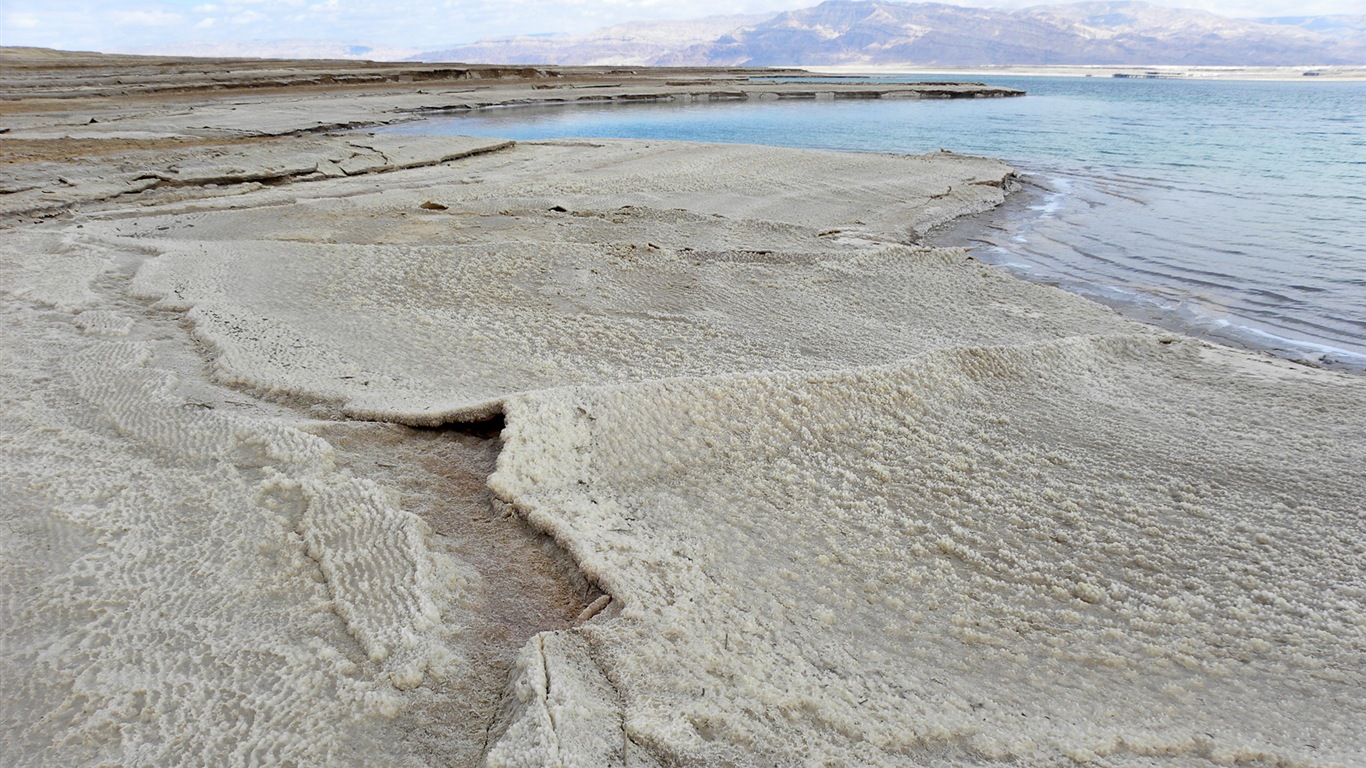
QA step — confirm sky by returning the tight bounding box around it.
[2,0,1360,55]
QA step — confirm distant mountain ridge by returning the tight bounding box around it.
[418,15,770,66]
[412,1,1366,66]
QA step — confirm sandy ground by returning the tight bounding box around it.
[2,49,1363,767]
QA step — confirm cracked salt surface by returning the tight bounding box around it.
[4,134,1364,766]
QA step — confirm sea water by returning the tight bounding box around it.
[379,76,1366,370]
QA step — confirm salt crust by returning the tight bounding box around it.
[5,233,472,685]
[484,631,637,768]
[2,256,474,762]
[6,136,1365,765]
[487,334,1366,766]
[114,140,1125,424]
[73,309,136,337]
[0,134,513,219]
[2,137,1056,765]
[1,229,120,311]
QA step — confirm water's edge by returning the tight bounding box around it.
[378,77,1366,375]
[926,172,1366,373]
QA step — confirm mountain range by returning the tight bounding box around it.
[412,1,1366,67]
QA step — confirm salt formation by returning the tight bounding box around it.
[4,128,1364,767]
[483,632,630,767]
[118,140,1131,422]
[488,335,1366,766]
[60,337,469,689]
[1,248,474,763]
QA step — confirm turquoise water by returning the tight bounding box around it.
[380,76,1366,369]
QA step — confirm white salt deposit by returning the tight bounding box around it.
[487,335,1366,765]
[1,242,475,763]
[4,134,1364,766]
[105,140,1124,424]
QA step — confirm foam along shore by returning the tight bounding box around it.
[2,50,1364,766]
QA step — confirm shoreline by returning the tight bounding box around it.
[0,47,1018,220]
[3,49,1364,766]
[805,63,1366,82]
[372,81,1366,377]
[924,174,1366,374]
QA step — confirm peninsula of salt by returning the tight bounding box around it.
[1,49,1362,767]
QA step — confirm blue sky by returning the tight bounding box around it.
[2,0,1360,54]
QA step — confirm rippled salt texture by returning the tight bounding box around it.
[0,139,1102,765]
[487,335,1366,766]
[117,141,1112,423]
[6,135,1364,766]
[0,232,476,764]
[390,77,1366,369]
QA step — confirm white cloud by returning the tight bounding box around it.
[2,0,1362,54]
[5,11,42,28]
[111,10,185,26]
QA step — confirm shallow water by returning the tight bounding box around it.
[380,76,1366,369]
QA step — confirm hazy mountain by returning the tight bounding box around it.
[414,15,769,66]
[413,1,1366,67]
[1254,15,1366,38]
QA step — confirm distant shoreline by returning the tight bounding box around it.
[805,63,1366,82]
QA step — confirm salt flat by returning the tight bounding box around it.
[1,50,1362,767]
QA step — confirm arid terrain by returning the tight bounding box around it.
[2,48,1362,767]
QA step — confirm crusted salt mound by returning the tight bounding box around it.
[107,141,1054,424]
[6,139,1054,764]
[88,140,1054,418]
[127,238,1132,425]
[488,334,1366,766]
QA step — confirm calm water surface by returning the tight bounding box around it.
[381,76,1366,369]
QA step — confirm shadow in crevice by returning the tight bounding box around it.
[419,413,507,441]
